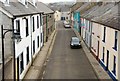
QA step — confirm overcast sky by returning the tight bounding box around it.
[38,0,75,3]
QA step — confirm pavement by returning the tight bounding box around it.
[72,28,112,80]
[23,29,57,80]
[0,56,13,80]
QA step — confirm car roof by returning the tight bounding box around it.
[71,37,79,40]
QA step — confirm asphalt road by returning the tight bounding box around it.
[43,21,98,79]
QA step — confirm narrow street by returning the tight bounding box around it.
[42,21,98,79]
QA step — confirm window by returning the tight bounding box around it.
[40,14,42,26]
[25,0,28,6]
[102,47,105,62]
[61,17,63,20]
[33,40,35,54]
[61,17,65,20]
[49,15,51,18]
[26,18,29,37]
[41,33,42,43]
[102,27,106,42]
[37,16,39,29]
[86,20,88,30]
[66,17,68,19]
[89,21,91,32]
[112,56,116,75]
[5,0,9,5]
[32,17,35,32]
[113,31,118,51]
[16,20,20,35]
[20,53,24,74]
[26,46,29,65]
[37,36,39,48]
[64,17,65,20]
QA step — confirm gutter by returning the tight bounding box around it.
[81,16,120,31]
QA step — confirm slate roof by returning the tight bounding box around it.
[60,5,70,12]
[36,2,54,14]
[76,2,120,30]
[0,1,54,17]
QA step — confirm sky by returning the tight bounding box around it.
[38,0,75,3]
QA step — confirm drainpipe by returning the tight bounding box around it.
[90,21,92,51]
[30,15,33,66]
[12,17,16,81]
[1,25,5,81]
[42,14,44,46]
[46,14,48,42]
[118,30,120,80]
[39,13,41,49]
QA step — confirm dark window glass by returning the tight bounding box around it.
[33,40,35,54]
[26,46,29,64]
[102,47,105,62]
[89,21,91,32]
[32,17,35,32]
[26,19,29,37]
[112,56,116,75]
[16,20,20,35]
[37,16,39,29]
[102,27,106,42]
[41,33,42,43]
[113,31,118,51]
[40,14,42,26]
[37,36,39,48]
[20,53,24,74]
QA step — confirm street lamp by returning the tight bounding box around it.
[1,25,21,81]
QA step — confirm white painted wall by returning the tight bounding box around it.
[0,0,9,4]
[54,10,61,21]
[99,25,119,80]
[81,17,120,80]
[91,22,101,57]
[14,14,43,79]
[61,11,70,20]
[118,31,120,80]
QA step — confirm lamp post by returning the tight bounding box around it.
[1,25,21,81]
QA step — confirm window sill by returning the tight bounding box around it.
[112,47,117,51]
[102,59,104,62]
[112,70,116,76]
[102,40,105,43]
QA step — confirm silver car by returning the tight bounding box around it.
[70,37,81,48]
[64,24,71,28]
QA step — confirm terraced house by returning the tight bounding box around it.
[0,0,54,80]
[70,1,120,81]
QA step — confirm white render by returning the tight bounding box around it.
[81,18,92,48]
[14,14,43,79]
[91,22,101,58]
[99,25,119,80]
[118,31,120,80]
[81,17,120,80]
[61,11,70,21]
[54,10,61,21]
